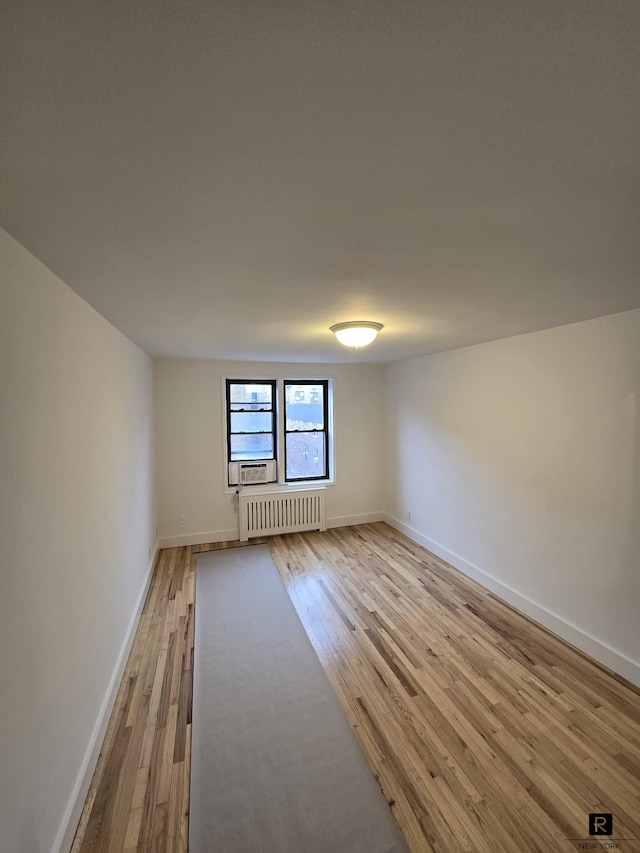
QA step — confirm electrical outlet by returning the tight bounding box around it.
[148,545,152,558]
[179,514,186,525]
[405,510,411,522]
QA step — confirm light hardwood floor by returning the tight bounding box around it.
[72,523,640,852]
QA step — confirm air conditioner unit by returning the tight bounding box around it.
[229,459,277,486]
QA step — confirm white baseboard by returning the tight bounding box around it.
[159,528,238,548]
[328,511,384,528]
[159,513,385,548]
[54,542,160,853]
[383,514,640,688]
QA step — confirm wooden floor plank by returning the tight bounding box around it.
[71,524,640,852]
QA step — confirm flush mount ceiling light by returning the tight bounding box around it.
[330,321,383,348]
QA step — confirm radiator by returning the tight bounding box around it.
[238,488,327,541]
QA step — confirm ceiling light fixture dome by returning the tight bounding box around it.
[330,321,383,348]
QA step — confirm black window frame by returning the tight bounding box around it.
[225,379,277,476]
[283,379,329,483]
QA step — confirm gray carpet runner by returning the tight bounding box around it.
[190,543,409,853]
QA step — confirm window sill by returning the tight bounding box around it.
[224,479,334,495]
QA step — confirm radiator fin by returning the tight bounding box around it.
[238,489,327,541]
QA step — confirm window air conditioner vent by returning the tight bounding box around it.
[238,461,272,485]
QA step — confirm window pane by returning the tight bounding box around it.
[230,411,272,433]
[229,383,272,407]
[286,433,325,479]
[285,384,324,430]
[230,433,274,461]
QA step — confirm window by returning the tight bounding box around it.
[226,380,277,465]
[284,380,329,482]
[224,378,332,487]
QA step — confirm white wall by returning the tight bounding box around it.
[154,358,386,544]
[386,310,640,685]
[0,229,156,853]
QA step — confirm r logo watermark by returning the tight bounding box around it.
[566,813,637,850]
[589,814,613,836]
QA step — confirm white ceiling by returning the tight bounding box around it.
[1,1,639,364]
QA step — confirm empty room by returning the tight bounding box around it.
[1,2,639,852]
